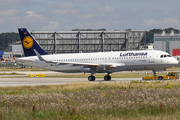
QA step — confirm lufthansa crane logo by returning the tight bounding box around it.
[23,36,34,49]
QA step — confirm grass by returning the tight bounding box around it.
[2,72,174,78]
[12,73,180,78]
[46,73,169,78]
[166,67,180,71]
[0,72,170,78]
[0,81,180,119]
[0,72,25,75]
[0,67,45,71]
[0,67,180,119]
[0,80,179,95]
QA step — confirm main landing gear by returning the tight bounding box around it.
[104,72,111,81]
[88,76,95,81]
[88,71,96,81]
[104,75,111,81]
[88,72,111,81]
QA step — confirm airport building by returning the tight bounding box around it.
[154,31,180,56]
[30,30,147,54]
[3,30,147,59]
[3,43,24,58]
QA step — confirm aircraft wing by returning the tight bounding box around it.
[34,49,125,68]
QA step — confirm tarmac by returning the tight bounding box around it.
[0,71,142,87]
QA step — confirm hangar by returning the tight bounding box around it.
[30,30,147,54]
[154,30,180,56]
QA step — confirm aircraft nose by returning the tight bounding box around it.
[169,58,179,66]
[174,58,179,65]
[177,59,180,65]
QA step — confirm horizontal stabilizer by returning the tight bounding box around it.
[13,58,35,64]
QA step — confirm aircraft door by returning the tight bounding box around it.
[149,52,154,63]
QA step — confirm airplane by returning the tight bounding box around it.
[16,28,179,81]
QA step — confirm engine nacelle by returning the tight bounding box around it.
[79,67,91,72]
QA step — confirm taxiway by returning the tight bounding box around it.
[0,71,142,87]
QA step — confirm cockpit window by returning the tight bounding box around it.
[160,54,171,58]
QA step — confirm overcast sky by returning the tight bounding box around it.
[0,0,180,33]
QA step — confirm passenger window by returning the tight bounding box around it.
[160,55,163,58]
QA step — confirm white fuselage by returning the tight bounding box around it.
[18,50,178,73]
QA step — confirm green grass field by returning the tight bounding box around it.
[46,73,170,78]
[0,72,25,75]
[0,67,45,71]
[0,67,180,119]
[0,67,179,79]
[0,81,180,120]
[1,73,171,79]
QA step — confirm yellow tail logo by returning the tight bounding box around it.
[23,36,34,49]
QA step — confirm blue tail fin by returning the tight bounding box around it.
[18,28,48,57]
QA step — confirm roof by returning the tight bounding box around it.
[154,30,180,37]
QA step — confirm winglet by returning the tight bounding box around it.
[18,28,48,57]
[33,49,46,61]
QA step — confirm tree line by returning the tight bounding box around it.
[0,32,20,51]
[0,28,179,51]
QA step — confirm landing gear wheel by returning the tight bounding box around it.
[88,76,95,81]
[104,75,111,81]
[92,76,95,81]
[158,76,164,80]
